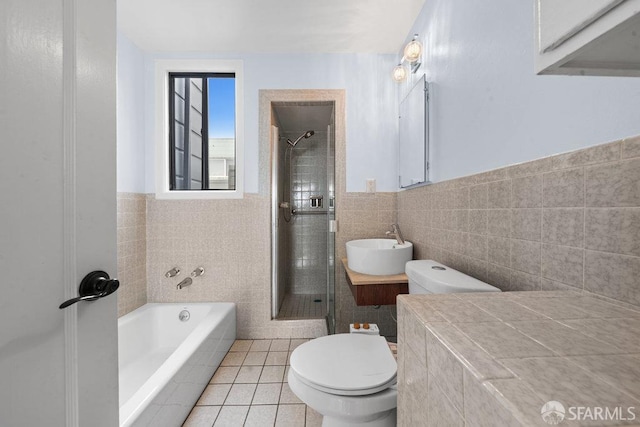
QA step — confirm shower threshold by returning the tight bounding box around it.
[277,293,327,320]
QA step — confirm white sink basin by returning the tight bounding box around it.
[346,239,413,276]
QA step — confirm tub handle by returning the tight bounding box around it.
[59,271,120,309]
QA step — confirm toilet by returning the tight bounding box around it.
[405,259,501,294]
[288,260,500,426]
[288,334,398,427]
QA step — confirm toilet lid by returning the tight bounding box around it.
[289,334,397,396]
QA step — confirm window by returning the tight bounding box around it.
[155,60,243,199]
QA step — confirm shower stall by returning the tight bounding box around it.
[270,101,336,332]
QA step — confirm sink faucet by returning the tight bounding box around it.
[385,223,405,245]
[176,277,192,290]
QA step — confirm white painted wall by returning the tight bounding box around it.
[138,49,399,193]
[117,33,147,193]
[402,0,640,183]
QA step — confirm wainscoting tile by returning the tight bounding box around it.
[487,209,511,237]
[541,244,583,288]
[488,180,511,209]
[586,158,640,207]
[542,208,584,248]
[488,236,510,267]
[469,210,488,235]
[622,135,640,159]
[510,239,541,275]
[511,208,542,241]
[487,263,512,291]
[466,234,488,261]
[584,250,640,307]
[469,184,488,209]
[543,168,584,208]
[550,141,620,170]
[585,208,640,257]
[512,175,542,208]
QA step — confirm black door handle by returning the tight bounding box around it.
[59,271,120,309]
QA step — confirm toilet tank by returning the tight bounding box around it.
[405,260,501,294]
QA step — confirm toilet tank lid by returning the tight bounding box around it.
[405,260,501,293]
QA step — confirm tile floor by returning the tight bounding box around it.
[183,339,322,426]
[277,294,327,320]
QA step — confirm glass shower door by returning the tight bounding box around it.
[326,124,336,334]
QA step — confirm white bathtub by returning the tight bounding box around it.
[118,303,236,427]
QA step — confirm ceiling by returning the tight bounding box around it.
[117,0,426,54]
[273,104,334,134]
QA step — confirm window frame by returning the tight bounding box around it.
[155,59,244,199]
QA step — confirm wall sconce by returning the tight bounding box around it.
[392,34,423,82]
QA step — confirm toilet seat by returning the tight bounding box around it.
[289,334,397,396]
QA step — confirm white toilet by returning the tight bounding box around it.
[288,260,500,426]
[288,334,398,427]
[405,259,501,294]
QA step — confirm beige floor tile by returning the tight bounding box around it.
[235,365,263,383]
[289,339,308,351]
[250,340,272,352]
[210,366,240,384]
[252,383,283,405]
[284,366,291,382]
[197,384,231,406]
[182,406,221,427]
[305,406,323,427]
[259,365,285,383]
[225,383,257,405]
[213,405,249,426]
[269,339,291,352]
[220,351,246,367]
[230,340,253,352]
[243,351,268,366]
[244,405,278,427]
[265,351,288,366]
[275,404,306,426]
[279,382,303,404]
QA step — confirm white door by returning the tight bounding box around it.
[0,0,118,426]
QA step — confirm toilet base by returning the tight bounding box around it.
[322,409,396,427]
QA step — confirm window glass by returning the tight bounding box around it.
[169,73,236,190]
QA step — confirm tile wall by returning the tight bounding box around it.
[397,135,640,309]
[116,193,147,317]
[286,130,329,295]
[145,195,326,338]
[335,192,399,337]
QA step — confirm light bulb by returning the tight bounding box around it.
[393,64,407,82]
[404,38,422,63]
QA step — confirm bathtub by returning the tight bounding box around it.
[118,303,236,427]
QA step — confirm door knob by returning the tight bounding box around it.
[59,270,120,309]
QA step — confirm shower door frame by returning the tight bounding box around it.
[264,90,344,334]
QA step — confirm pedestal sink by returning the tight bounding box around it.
[346,239,413,276]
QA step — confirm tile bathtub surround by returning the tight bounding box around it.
[117,193,147,317]
[182,339,323,427]
[397,292,640,426]
[145,195,326,339]
[398,134,640,309]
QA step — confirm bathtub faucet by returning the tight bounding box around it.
[176,277,192,290]
[385,223,405,245]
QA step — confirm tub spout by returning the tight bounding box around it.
[176,277,192,290]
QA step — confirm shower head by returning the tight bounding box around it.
[287,130,315,147]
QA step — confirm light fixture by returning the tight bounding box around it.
[392,34,423,82]
[404,35,423,63]
[393,64,408,82]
